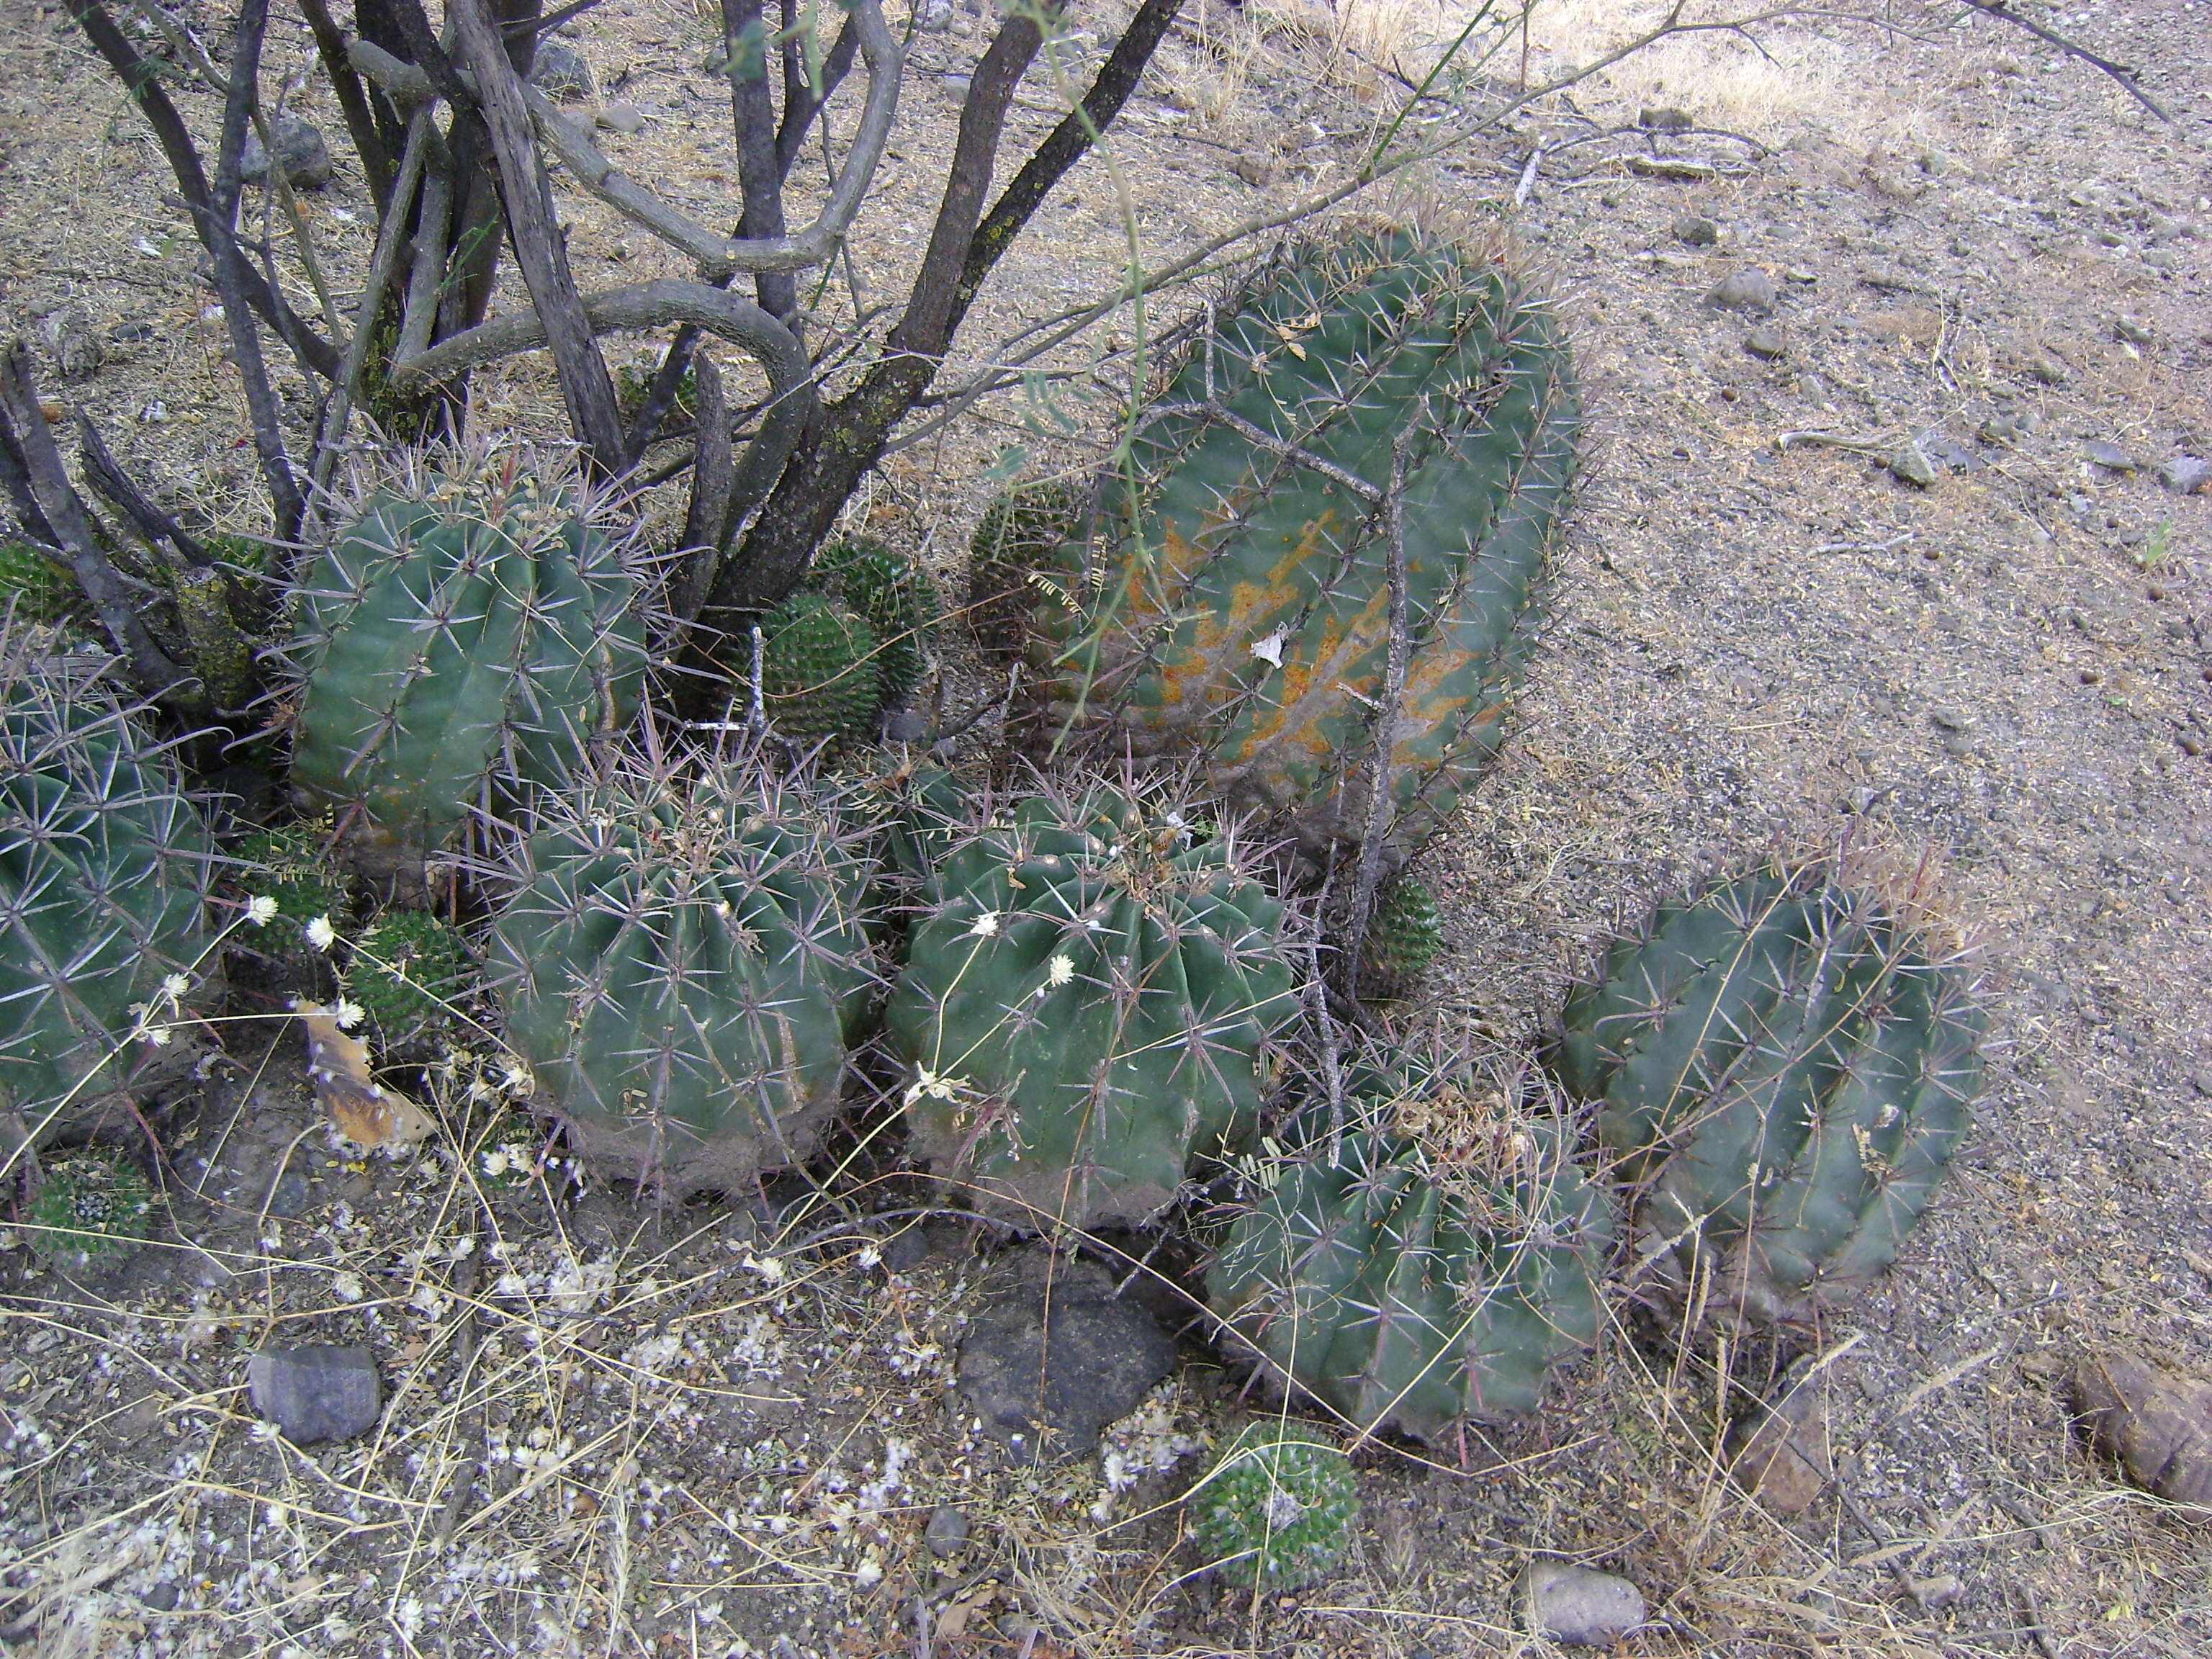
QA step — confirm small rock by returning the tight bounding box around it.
[925,1503,971,1558]
[2158,456,2209,495]
[1920,148,1954,176]
[941,71,972,102]
[1727,1382,1831,1514]
[1706,268,1777,313]
[1520,1563,1645,1647]
[595,101,644,135]
[240,117,332,190]
[2193,1068,2212,1097]
[880,708,929,744]
[1794,372,1826,399]
[956,1254,1174,1461]
[1743,326,1786,361]
[1980,411,2038,445]
[1671,215,1718,247]
[2113,315,2155,346]
[2085,440,2137,473]
[2024,354,2067,386]
[141,1583,179,1613]
[1229,153,1273,188]
[248,1344,382,1445]
[1910,1574,1967,1610]
[1887,441,1939,488]
[529,41,594,99]
[1637,105,1695,131]
[920,0,954,27]
[107,320,155,344]
[1784,267,1819,284]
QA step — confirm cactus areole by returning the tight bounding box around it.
[1030,234,1581,861]
[1555,868,1987,1325]
[886,783,1297,1231]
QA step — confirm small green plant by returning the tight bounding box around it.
[0,540,84,625]
[1357,872,1443,1002]
[750,588,883,748]
[2135,518,2171,571]
[27,1146,155,1267]
[1187,1420,1359,1591]
[343,909,469,1046]
[233,824,349,935]
[473,1110,557,1192]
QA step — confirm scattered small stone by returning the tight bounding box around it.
[1706,267,1777,313]
[248,1344,382,1445]
[925,1503,971,1558]
[595,101,644,135]
[956,1254,1173,1461]
[1887,440,1939,488]
[1917,428,1980,473]
[107,320,155,344]
[2158,456,2209,495]
[240,117,332,190]
[1671,215,1718,247]
[1743,326,1786,361]
[2085,440,2137,472]
[1519,1563,1645,1647]
[1981,411,2038,445]
[529,41,594,99]
[2113,315,2155,346]
[1920,147,1954,176]
[1794,372,1826,399]
[1637,105,1695,131]
[141,1584,179,1613]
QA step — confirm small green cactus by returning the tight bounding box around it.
[27,1146,155,1267]
[750,588,883,748]
[1187,1420,1359,1591]
[968,477,1084,662]
[0,541,84,625]
[343,909,468,1046]
[813,536,936,711]
[1357,873,1443,1002]
[233,825,349,938]
[1553,866,1987,1325]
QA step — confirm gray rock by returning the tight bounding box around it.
[1980,411,2038,445]
[1794,372,1826,399]
[1707,267,1777,313]
[248,1344,382,1444]
[920,0,954,27]
[956,1254,1174,1462]
[595,101,644,135]
[1671,215,1718,247]
[1743,326,1786,361]
[1520,1563,1645,1647]
[2086,440,2137,472]
[2159,456,2209,495]
[2193,1068,2212,1097]
[141,1583,179,1612]
[240,117,332,190]
[925,1503,971,1557]
[529,41,594,99]
[940,71,972,102]
[880,708,930,744]
[41,310,100,382]
[1887,441,1939,488]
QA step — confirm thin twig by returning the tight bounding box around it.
[1957,0,2169,120]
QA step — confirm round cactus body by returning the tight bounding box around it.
[290,452,647,858]
[343,909,468,1046]
[753,588,883,748]
[1029,234,1580,863]
[1208,1108,1615,1441]
[885,780,1298,1231]
[27,1146,155,1266]
[486,749,878,1193]
[1,637,212,1146]
[1553,868,1986,1324]
[968,477,1084,662]
[1357,873,1443,1002]
[814,536,936,711]
[1187,1420,1359,1591]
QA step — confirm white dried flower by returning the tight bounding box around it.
[246,894,279,926]
[1046,953,1074,986]
[967,909,1000,938]
[306,916,337,950]
[333,998,366,1030]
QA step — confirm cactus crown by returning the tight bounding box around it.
[1555,864,1986,1323]
[886,773,1298,1230]
[289,444,648,857]
[27,1146,155,1266]
[1187,1419,1359,1591]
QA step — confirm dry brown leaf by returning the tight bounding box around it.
[292,1001,436,1149]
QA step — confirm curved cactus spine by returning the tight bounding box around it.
[1030,234,1580,862]
[885,778,1298,1231]
[1553,867,1986,1324]
[290,448,647,860]
[485,742,878,1192]
[1,629,212,1148]
[1207,1049,1615,1440]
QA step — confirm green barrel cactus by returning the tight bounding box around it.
[485,745,878,1192]
[1553,867,1987,1324]
[1,634,212,1149]
[343,909,468,1048]
[1029,233,1580,862]
[1356,873,1443,1002]
[814,536,936,711]
[290,449,647,860]
[885,778,1298,1231]
[26,1145,156,1267]
[1187,1419,1359,1591]
[1208,1105,1615,1440]
[750,588,883,749]
[968,477,1085,662]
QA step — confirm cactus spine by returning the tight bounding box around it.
[1553,867,1986,1323]
[1030,234,1580,861]
[886,779,1297,1230]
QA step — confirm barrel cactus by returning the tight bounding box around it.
[26,1144,156,1268]
[1,634,212,1150]
[289,448,647,861]
[1187,1419,1359,1591]
[813,536,936,712]
[1552,866,1987,1325]
[1207,1074,1616,1440]
[1028,233,1580,863]
[750,587,883,749]
[343,909,469,1050]
[1356,873,1443,1002]
[885,778,1298,1231]
[968,477,1084,662]
[485,744,878,1192]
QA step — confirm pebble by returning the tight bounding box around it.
[925,1503,971,1557]
[141,1583,179,1612]
[595,102,644,135]
[1743,326,1786,361]
[529,41,593,99]
[1671,215,1719,247]
[1887,440,1939,488]
[1794,372,1826,399]
[920,0,954,27]
[2193,1069,2212,1097]
[1707,267,1777,313]
[248,1344,382,1444]
[956,1254,1173,1461]
[2085,440,2137,472]
[1519,1563,1645,1647]
[1980,411,2038,445]
[240,117,332,190]
[1728,1382,1830,1514]
[2159,456,2209,495]
[942,72,972,102]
